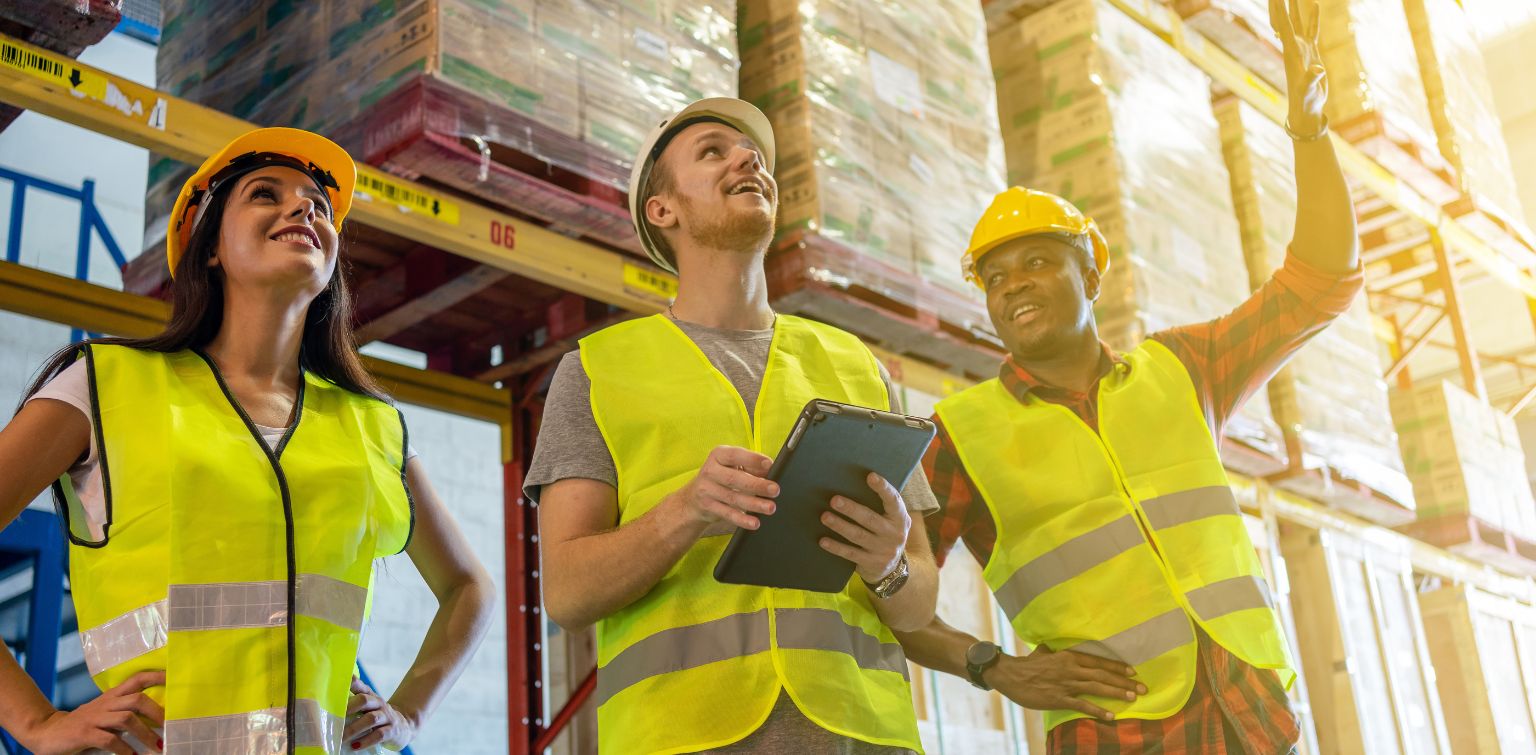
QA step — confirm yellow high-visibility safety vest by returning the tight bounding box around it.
[934,340,1295,731]
[59,345,413,754]
[581,314,922,755]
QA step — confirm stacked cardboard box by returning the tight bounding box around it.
[1420,584,1536,754]
[1282,528,1453,753]
[1391,380,1535,539]
[147,0,738,245]
[1481,25,1536,237]
[990,0,1283,464]
[1317,0,1458,204]
[1214,96,1414,515]
[737,0,1005,304]
[1403,0,1533,264]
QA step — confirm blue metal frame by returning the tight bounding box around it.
[0,165,127,341]
[113,18,161,46]
[0,509,67,755]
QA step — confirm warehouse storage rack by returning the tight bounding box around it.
[2,0,1536,747]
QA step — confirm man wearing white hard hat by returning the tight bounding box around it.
[526,98,938,753]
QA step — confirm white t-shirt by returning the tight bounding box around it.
[27,360,417,541]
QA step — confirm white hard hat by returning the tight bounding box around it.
[628,97,777,273]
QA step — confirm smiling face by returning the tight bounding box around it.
[212,165,338,297]
[644,121,778,263]
[977,234,1101,360]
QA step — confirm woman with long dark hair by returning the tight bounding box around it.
[0,128,496,755]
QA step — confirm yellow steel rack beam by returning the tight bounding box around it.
[0,33,977,401]
[1104,0,1536,299]
[0,261,511,424]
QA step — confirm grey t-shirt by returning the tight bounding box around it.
[526,317,932,754]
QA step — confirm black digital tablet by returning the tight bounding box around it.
[713,399,937,592]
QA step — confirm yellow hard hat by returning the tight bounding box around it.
[962,187,1110,288]
[167,127,356,277]
[628,97,776,273]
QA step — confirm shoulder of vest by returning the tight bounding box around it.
[937,377,1007,408]
[85,343,183,369]
[1126,339,1196,382]
[580,314,668,351]
[302,371,397,411]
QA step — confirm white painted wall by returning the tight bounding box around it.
[358,403,508,755]
[0,30,512,753]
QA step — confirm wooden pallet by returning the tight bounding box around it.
[1443,191,1536,268]
[1268,462,1417,527]
[766,229,1004,383]
[1222,436,1289,478]
[344,75,641,257]
[1335,112,1462,207]
[1398,514,1536,576]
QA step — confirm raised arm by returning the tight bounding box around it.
[1273,0,1358,274]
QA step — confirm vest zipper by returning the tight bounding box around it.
[196,351,305,755]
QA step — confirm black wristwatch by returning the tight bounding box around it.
[864,554,910,599]
[966,641,1003,691]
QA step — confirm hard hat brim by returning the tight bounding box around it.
[965,221,1111,287]
[167,127,357,277]
[627,98,777,274]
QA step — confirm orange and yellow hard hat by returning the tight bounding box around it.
[166,127,356,276]
[962,187,1109,288]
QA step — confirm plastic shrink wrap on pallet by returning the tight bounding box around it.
[736,0,1005,319]
[146,0,738,251]
[1403,0,1533,263]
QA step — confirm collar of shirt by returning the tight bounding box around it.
[998,341,1130,404]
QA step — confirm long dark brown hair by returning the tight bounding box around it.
[21,174,387,407]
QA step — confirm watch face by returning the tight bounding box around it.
[967,642,1000,667]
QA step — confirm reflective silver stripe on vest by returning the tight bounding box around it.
[295,574,369,631]
[164,698,344,755]
[775,607,909,679]
[80,599,167,676]
[1139,486,1240,530]
[596,607,908,707]
[1069,609,1194,666]
[597,610,772,707]
[167,574,367,632]
[994,515,1145,619]
[84,575,367,674]
[1186,575,1272,622]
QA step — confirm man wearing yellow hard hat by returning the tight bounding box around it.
[897,2,1358,752]
[527,98,938,754]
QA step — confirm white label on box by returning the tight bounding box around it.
[634,28,669,60]
[868,49,923,118]
[908,154,935,185]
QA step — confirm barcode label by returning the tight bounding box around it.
[623,262,678,302]
[355,170,460,225]
[0,40,107,100]
[1,44,62,79]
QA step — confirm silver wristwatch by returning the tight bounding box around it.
[864,553,910,599]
